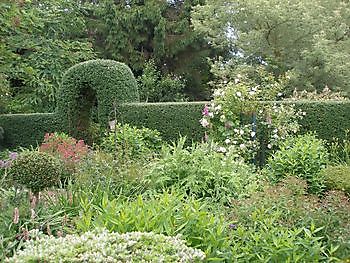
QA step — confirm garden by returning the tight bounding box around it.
[1,1,350,262]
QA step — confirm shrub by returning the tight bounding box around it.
[39,132,89,175]
[320,165,350,195]
[144,138,260,203]
[75,192,231,260]
[201,67,304,163]
[6,229,205,263]
[100,123,163,160]
[9,151,62,194]
[267,133,328,194]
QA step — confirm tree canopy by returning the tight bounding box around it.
[192,0,350,94]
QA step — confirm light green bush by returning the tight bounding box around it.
[6,229,205,262]
[267,133,328,194]
[100,122,163,159]
[321,165,350,195]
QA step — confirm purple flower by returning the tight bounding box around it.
[229,223,237,230]
[0,160,10,169]
[202,105,209,116]
[9,152,18,160]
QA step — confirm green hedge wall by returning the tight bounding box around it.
[294,100,350,142]
[1,100,350,149]
[0,113,63,149]
[116,102,206,142]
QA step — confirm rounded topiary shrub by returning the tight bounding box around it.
[7,229,206,262]
[9,151,62,194]
[56,59,139,136]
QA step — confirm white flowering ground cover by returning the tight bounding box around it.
[6,229,205,263]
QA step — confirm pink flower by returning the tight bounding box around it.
[202,105,209,116]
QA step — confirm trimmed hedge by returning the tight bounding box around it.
[1,100,350,149]
[57,59,139,135]
[0,113,63,149]
[116,102,206,142]
[294,100,350,142]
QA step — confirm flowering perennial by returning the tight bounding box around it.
[39,132,89,172]
[200,73,305,162]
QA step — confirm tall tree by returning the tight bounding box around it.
[0,0,96,113]
[85,0,218,99]
[192,0,350,94]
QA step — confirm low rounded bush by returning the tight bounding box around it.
[6,229,205,262]
[267,133,328,194]
[9,151,62,194]
[320,165,350,195]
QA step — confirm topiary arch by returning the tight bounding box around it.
[56,59,139,137]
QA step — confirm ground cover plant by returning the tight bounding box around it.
[7,229,206,263]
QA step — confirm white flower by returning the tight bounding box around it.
[208,112,214,118]
[239,129,244,135]
[225,139,231,144]
[234,128,239,133]
[215,105,222,111]
[251,131,256,137]
[236,91,242,97]
[267,144,272,149]
[232,140,238,144]
[200,118,209,128]
[220,115,226,122]
[239,144,245,149]
[277,92,283,97]
[234,78,240,84]
[217,147,227,153]
[213,89,222,97]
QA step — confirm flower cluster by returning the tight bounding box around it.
[6,229,206,262]
[39,133,89,172]
[200,73,305,162]
[0,152,18,169]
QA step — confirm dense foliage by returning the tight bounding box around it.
[100,123,163,160]
[0,0,95,113]
[267,134,329,194]
[321,165,350,195]
[144,138,259,203]
[192,0,350,95]
[9,151,62,194]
